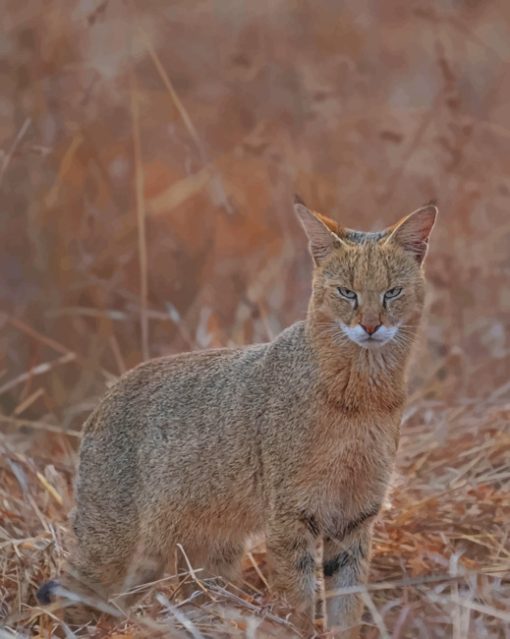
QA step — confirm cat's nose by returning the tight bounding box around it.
[360,322,381,336]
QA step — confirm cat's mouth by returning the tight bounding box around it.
[340,324,398,349]
[357,335,391,349]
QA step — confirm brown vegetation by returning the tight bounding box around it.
[1,1,509,637]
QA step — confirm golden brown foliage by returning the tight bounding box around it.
[1,1,509,637]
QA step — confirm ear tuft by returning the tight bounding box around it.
[294,200,342,265]
[385,204,438,264]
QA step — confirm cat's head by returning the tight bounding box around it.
[295,198,437,350]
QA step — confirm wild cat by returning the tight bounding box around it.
[38,198,437,637]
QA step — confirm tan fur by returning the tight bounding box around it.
[38,200,437,637]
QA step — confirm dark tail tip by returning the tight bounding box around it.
[36,579,60,605]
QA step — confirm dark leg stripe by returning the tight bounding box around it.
[300,511,320,537]
[323,551,350,577]
[296,552,316,573]
[342,504,380,538]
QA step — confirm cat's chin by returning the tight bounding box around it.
[356,337,398,350]
[356,338,387,350]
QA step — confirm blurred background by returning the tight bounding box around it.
[1,2,509,637]
[2,0,510,418]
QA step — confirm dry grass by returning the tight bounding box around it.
[1,382,509,638]
[1,1,510,637]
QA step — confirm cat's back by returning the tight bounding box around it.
[84,342,264,439]
[82,320,311,441]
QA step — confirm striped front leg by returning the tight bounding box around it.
[323,507,379,637]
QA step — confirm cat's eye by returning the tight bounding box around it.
[384,287,402,300]
[338,287,357,300]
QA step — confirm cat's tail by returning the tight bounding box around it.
[36,579,60,604]
[35,571,119,623]
[36,577,95,624]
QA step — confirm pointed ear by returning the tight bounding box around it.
[294,198,344,265]
[385,204,438,264]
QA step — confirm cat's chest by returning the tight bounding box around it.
[304,415,399,520]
